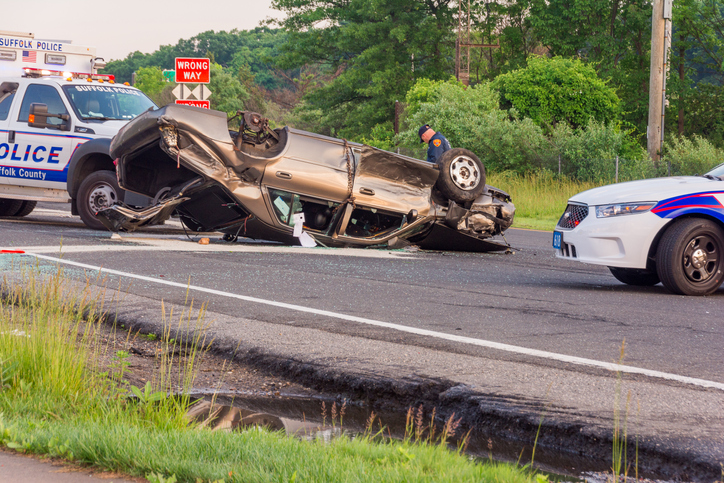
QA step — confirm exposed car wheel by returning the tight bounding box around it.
[608,266,660,286]
[435,148,486,204]
[13,201,37,217]
[657,218,724,296]
[77,171,124,230]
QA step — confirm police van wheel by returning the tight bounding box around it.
[435,148,486,204]
[78,171,124,230]
[0,199,24,217]
[13,201,37,217]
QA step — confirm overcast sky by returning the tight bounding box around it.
[2,0,281,61]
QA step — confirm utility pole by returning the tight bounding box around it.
[647,0,673,164]
[455,0,499,85]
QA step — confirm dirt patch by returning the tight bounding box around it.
[95,321,321,399]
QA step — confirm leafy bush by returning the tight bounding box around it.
[661,135,724,176]
[355,123,396,151]
[398,79,647,181]
[399,79,551,172]
[547,120,652,181]
[494,56,620,129]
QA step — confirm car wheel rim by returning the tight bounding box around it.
[682,234,719,283]
[449,156,480,191]
[88,183,117,213]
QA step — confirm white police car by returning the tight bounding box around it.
[0,31,156,229]
[554,163,724,295]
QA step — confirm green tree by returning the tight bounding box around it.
[133,66,167,104]
[271,0,458,138]
[527,0,651,132]
[465,0,541,82]
[668,0,724,146]
[208,64,249,116]
[494,56,620,129]
[102,28,289,90]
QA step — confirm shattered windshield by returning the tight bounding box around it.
[62,85,156,121]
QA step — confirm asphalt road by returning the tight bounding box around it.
[1,203,723,480]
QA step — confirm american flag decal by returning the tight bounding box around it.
[22,50,37,63]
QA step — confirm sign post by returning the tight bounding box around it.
[173,57,211,108]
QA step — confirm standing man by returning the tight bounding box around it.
[418,124,451,164]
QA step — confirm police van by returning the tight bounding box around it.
[0,30,156,229]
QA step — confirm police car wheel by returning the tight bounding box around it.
[13,201,37,217]
[657,218,724,296]
[435,148,486,204]
[78,171,124,230]
[0,199,24,217]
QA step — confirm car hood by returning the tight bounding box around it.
[76,120,129,137]
[569,176,724,205]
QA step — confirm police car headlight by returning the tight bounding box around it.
[595,202,655,218]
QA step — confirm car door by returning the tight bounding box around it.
[0,82,18,182]
[261,130,353,230]
[262,130,352,205]
[350,145,438,215]
[8,83,74,190]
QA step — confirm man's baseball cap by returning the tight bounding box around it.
[418,124,431,143]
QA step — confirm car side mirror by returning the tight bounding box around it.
[29,103,70,131]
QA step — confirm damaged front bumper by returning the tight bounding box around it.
[97,177,203,232]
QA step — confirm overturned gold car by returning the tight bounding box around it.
[99,106,515,251]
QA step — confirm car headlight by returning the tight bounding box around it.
[595,202,655,218]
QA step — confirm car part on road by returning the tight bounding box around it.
[435,148,486,203]
[657,218,724,296]
[98,107,515,252]
[608,266,660,286]
[77,171,124,230]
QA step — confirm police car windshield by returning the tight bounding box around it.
[62,85,155,121]
[706,163,724,180]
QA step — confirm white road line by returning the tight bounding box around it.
[2,240,412,259]
[11,252,724,392]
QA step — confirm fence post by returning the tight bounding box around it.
[558,155,561,175]
[615,155,619,183]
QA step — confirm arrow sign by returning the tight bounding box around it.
[172,84,190,100]
[191,84,212,101]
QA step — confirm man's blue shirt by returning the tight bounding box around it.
[426,132,451,164]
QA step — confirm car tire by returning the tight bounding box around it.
[435,148,486,204]
[13,201,37,217]
[656,218,724,296]
[77,171,124,230]
[0,198,23,216]
[608,266,660,286]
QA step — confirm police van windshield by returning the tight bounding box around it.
[62,85,155,121]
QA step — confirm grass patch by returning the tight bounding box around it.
[488,171,603,231]
[0,265,547,483]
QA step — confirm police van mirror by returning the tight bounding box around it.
[28,103,49,128]
[29,103,70,131]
